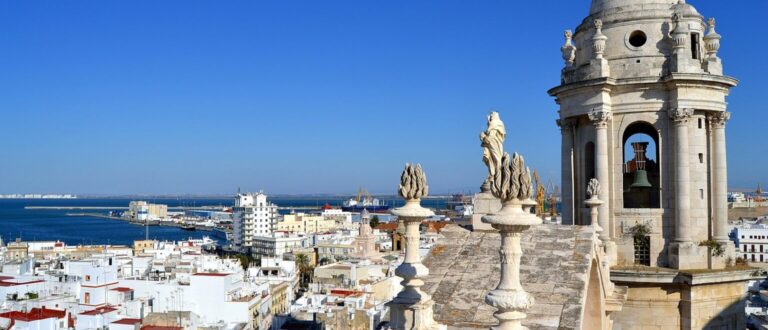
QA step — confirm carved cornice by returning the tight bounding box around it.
[588,109,612,129]
[668,108,694,125]
[708,111,731,129]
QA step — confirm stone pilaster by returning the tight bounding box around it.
[558,119,576,225]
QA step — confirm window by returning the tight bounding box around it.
[85,275,91,281]
[629,31,647,48]
[84,292,91,304]
[699,153,704,164]
[691,33,700,60]
[698,118,703,129]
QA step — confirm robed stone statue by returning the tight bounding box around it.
[480,111,506,192]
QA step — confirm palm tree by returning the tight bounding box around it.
[295,253,313,287]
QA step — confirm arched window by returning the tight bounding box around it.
[623,122,661,208]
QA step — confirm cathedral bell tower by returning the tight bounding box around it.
[548,0,735,270]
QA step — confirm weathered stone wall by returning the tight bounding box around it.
[422,224,597,329]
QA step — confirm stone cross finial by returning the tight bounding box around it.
[561,30,577,68]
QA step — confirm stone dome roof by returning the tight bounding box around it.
[589,0,678,15]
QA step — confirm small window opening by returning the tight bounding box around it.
[700,189,704,200]
[698,118,702,129]
[691,33,700,60]
[698,153,704,163]
[634,235,651,266]
[629,31,647,48]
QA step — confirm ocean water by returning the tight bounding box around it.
[0,196,451,247]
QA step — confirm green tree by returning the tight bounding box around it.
[295,253,314,288]
[318,257,331,266]
[370,215,380,228]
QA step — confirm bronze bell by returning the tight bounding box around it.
[631,169,652,188]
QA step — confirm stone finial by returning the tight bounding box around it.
[561,30,577,68]
[398,163,428,201]
[704,17,722,59]
[592,19,608,59]
[671,13,689,50]
[490,152,533,203]
[587,178,600,200]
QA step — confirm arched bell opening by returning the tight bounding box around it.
[622,122,661,208]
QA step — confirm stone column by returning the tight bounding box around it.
[558,119,575,225]
[588,109,612,241]
[388,164,445,330]
[670,108,694,244]
[709,112,730,242]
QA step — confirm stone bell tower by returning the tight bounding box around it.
[549,1,754,328]
[549,0,736,270]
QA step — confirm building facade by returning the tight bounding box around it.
[732,224,768,263]
[276,213,336,234]
[232,192,278,253]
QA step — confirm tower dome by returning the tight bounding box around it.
[590,0,677,15]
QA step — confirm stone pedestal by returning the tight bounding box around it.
[472,192,502,231]
[483,200,542,330]
[388,200,445,330]
[669,242,708,270]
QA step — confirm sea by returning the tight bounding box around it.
[0,196,452,247]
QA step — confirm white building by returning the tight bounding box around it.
[250,232,310,259]
[732,224,768,263]
[232,192,278,253]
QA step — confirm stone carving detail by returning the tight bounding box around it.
[671,13,689,50]
[480,112,506,192]
[587,178,600,200]
[561,30,577,68]
[669,108,694,124]
[490,153,533,203]
[399,163,428,201]
[480,113,542,330]
[704,18,721,59]
[708,111,731,129]
[592,19,608,59]
[388,164,444,330]
[588,109,612,128]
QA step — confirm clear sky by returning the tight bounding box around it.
[0,1,765,195]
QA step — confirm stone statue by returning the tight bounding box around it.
[480,111,506,192]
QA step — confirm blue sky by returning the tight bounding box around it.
[0,1,765,195]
